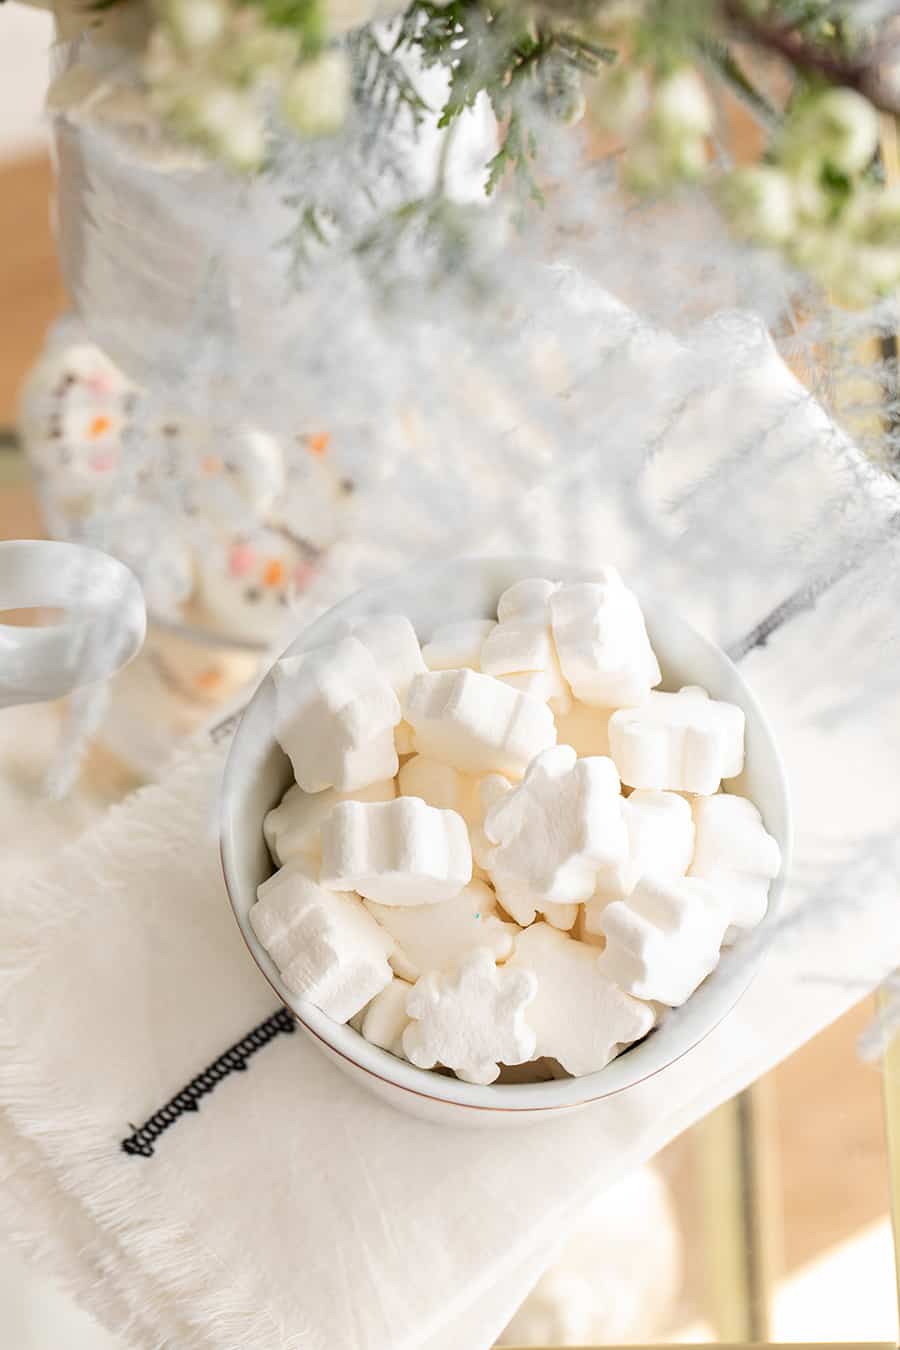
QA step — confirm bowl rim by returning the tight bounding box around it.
[220,555,792,1112]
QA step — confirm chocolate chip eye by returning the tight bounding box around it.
[163,424,179,437]
[340,477,355,495]
[59,448,72,466]
[277,592,288,606]
[224,461,238,474]
[244,587,261,603]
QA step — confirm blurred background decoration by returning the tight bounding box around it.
[6,0,898,774]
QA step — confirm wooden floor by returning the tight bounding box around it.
[0,152,894,1314]
[0,157,65,428]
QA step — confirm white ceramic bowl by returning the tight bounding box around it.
[220,557,791,1127]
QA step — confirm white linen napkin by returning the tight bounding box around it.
[2,612,900,1350]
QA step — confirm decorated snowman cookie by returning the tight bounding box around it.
[148,418,286,527]
[19,341,136,525]
[195,528,322,645]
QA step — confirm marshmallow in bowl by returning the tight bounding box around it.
[496,577,560,623]
[250,858,393,1021]
[404,668,557,777]
[480,617,571,715]
[402,948,538,1085]
[264,779,397,865]
[689,793,781,937]
[365,880,518,979]
[481,746,628,916]
[272,636,400,793]
[597,874,731,1006]
[346,613,427,702]
[584,788,695,930]
[549,571,661,707]
[252,567,778,1086]
[319,797,472,905]
[361,978,413,1055]
[508,923,656,1076]
[608,685,745,794]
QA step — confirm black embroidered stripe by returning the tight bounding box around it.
[121,1008,296,1157]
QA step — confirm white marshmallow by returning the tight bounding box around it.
[422,619,496,671]
[496,578,560,623]
[585,789,695,931]
[509,924,656,1076]
[349,613,426,702]
[320,797,472,905]
[608,686,745,795]
[250,859,393,1021]
[272,637,400,793]
[549,571,661,707]
[398,754,480,826]
[597,874,730,1006]
[264,779,397,865]
[404,669,557,778]
[554,702,612,758]
[366,880,518,979]
[482,746,628,924]
[360,978,413,1055]
[689,794,781,935]
[481,620,556,676]
[403,947,537,1084]
[482,618,571,715]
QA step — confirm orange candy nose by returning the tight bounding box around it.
[201,455,223,475]
[89,415,112,438]
[308,432,330,456]
[263,560,285,587]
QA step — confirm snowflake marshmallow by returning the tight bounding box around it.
[509,923,656,1076]
[402,947,537,1084]
[480,745,629,925]
[549,570,661,707]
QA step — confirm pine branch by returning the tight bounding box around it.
[350,27,432,135]
[695,33,781,130]
[719,0,900,117]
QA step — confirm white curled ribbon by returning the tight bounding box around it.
[0,540,146,710]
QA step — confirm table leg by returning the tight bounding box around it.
[877,982,900,1334]
[697,1078,782,1342]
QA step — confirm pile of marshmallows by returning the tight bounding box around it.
[250,570,781,1087]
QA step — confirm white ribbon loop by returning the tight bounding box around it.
[0,540,146,709]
